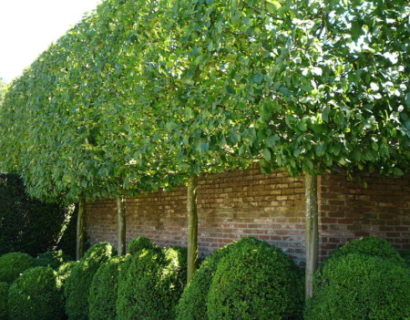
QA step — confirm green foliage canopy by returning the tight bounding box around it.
[0,0,408,203]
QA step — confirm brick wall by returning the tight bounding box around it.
[319,172,410,260]
[86,166,306,264]
[85,167,410,265]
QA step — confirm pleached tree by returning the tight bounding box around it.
[0,0,408,294]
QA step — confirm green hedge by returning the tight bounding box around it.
[176,239,243,320]
[64,242,114,320]
[8,266,64,320]
[207,237,304,320]
[305,254,410,320]
[116,246,186,320]
[128,236,156,255]
[0,282,8,320]
[0,252,35,283]
[328,237,405,266]
[0,173,71,257]
[89,256,126,320]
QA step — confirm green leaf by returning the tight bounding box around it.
[262,149,272,161]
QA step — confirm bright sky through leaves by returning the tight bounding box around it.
[0,0,101,82]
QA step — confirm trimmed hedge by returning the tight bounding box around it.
[305,254,410,320]
[89,256,126,320]
[0,252,35,283]
[176,239,240,320]
[0,282,8,320]
[328,237,405,265]
[0,173,70,257]
[8,266,64,320]
[207,237,304,320]
[116,246,187,320]
[64,242,114,320]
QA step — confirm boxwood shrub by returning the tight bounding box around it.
[128,236,156,255]
[305,254,410,320]
[64,242,114,320]
[8,266,64,320]
[0,282,8,320]
[176,238,247,320]
[328,237,405,265]
[116,246,186,320]
[89,256,126,320]
[0,252,35,283]
[207,237,304,320]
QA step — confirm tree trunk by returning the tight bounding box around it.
[76,196,86,260]
[187,175,199,283]
[117,197,126,256]
[305,174,319,298]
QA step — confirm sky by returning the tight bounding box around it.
[0,0,102,83]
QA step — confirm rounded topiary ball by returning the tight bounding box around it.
[176,238,251,320]
[116,246,186,320]
[207,237,304,320]
[89,256,126,320]
[0,282,9,320]
[8,266,64,320]
[0,252,35,283]
[128,236,156,255]
[329,237,405,265]
[305,254,410,320]
[64,242,114,320]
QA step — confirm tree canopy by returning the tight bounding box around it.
[0,0,408,203]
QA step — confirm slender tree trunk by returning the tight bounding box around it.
[117,197,126,256]
[187,175,199,283]
[305,174,319,298]
[76,196,86,260]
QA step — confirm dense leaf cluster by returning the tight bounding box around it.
[88,256,125,320]
[326,236,406,266]
[63,242,113,320]
[0,0,408,202]
[176,237,303,320]
[8,266,64,320]
[0,282,8,320]
[305,253,410,320]
[116,245,187,320]
[207,238,303,320]
[0,252,34,284]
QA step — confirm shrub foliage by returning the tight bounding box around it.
[305,254,410,320]
[328,237,405,265]
[8,266,64,320]
[88,256,126,320]
[0,252,35,283]
[116,246,186,320]
[207,237,304,320]
[128,236,156,255]
[176,239,244,320]
[63,242,113,320]
[0,282,8,320]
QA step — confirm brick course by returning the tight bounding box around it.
[85,167,410,265]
